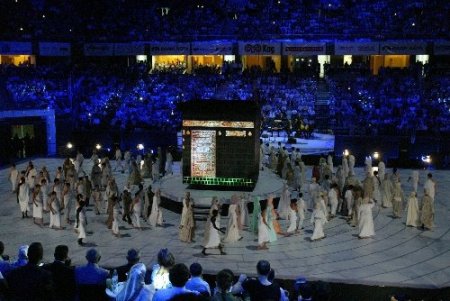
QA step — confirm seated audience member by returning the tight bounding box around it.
[75,248,109,285]
[75,248,109,301]
[185,262,211,297]
[43,245,76,301]
[151,248,175,290]
[211,269,239,301]
[238,260,281,301]
[152,263,199,301]
[115,248,149,283]
[9,245,28,270]
[116,263,152,301]
[0,242,11,277]
[268,269,289,301]
[0,242,9,261]
[5,242,55,301]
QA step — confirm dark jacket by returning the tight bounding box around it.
[6,263,55,301]
[43,261,76,301]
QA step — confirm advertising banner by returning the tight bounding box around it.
[379,41,427,54]
[114,43,145,56]
[0,41,32,54]
[149,42,190,55]
[84,43,114,56]
[191,41,233,55]
[39,42,71,56]
[433,41,450,55]
[282,41,326,55]
[239,41,281,55]
[335,42,379,55]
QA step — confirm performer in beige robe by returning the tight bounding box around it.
[420,189,434,230]
[391,181,404,218]
[406,192,420,227]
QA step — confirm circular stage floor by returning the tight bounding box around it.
[1,158,449,289]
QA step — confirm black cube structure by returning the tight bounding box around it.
[180,100,261,191]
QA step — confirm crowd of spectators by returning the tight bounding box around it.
[0,61,449,136]
[0,242,334,301]
[326,63,450,135]
[0,0,448,41]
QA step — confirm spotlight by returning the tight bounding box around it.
[421,155,431,164]
[373,152,380,160]
[95,144,102,150]
[67,142,73,149]
[343,149,349,156]
[137,144,144,151]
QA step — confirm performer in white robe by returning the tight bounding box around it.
[297,193,306,230]
[202,210,226,255]
[32,185,43,226]
[9,164,19,193]
[151,159,160,183]
[149,189,163,227]
[381,174,393,208]
[327,154,334,175]
[408,170,420,193]
[358,198,375,238]
[238,194,249,229]
[62,183,73,225]
[132,192,142,230]
[364,156,373,175]
[223,203,242,243]
[423,173,436,201]
[48,191,61,229]
[114,148,124,172]
[278,183,291,219]
[310,203,327,241]
[257,208,270,250]
[179,192,191,229]
[203,197,220,246]
[286,200,298,234]
[392,181,404,218]
[26,165,37,190]
[17,177,30,218]
[406,192,420,227]
[299,161,306,189]
[378,161,386,182]
[328,184,339,217]
[308,178,320,209]
[372,171,381,203]
[112,201,121,237]
[342,157,349,179]
[344,186,354,217]
[75,198,87,246]
[165,150,173,175]
[40,179,49,212]
[348,155,355,176]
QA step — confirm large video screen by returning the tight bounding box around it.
[191,130,216,177]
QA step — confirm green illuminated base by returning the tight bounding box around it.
[183,176,256,191]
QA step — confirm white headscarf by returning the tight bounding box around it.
[116,263,147,301]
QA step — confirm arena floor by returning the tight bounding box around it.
[1,158,449,289]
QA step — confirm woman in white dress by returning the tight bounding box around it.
[408,170,420,193]
[48,191,61,229]
[9,164,19,193]
[310,202,327,241]
[62,182,73,225]
[179,197,195,243]
[32,184,43,226]
[372,171,381,203]
[286,199,298,235]
[202,210,226,255]
[381,174,393,208]
[203,197,220,246]
[223,201,242,243]
[406,192,420,227]
[342,157,349,178]
[297,193,306,230]
[149,189,163,227]
[132,192,142,230]
[75,194,87,246]
[17,177,30,218]
[358,198,375,238]
[258,206,270,250]
[278,183,291,220]
[179,192,191,228]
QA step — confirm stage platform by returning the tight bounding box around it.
[159,169,284,205]
[0,158,449,290]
